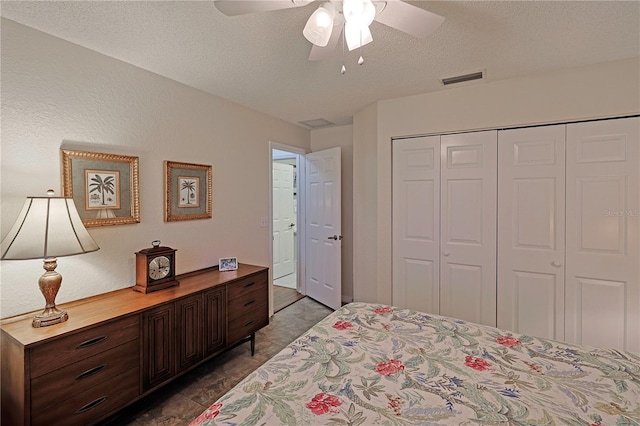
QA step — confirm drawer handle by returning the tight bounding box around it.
[243,282,255,289]
[244,320,255,327]
[75,396,108,414]
[76,335,108,349]
[243,300,256,307]
[76,364,108,380]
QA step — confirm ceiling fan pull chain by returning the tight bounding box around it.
[341,20,347,75]
[358,28,364,66]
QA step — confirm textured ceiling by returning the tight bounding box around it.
[2,1,639,128]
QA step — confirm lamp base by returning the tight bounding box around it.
[33,307,69,327]
[32,257,69,328]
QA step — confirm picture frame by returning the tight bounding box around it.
[61,149,140,227]
[219,257,238,271]
[165,161,212,221]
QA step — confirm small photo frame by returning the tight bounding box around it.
[165,161,212,222]
[62,149,140,227]
[219,257,238,271]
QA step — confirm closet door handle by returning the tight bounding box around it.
[443,251,450,257]
[551,261,562,268]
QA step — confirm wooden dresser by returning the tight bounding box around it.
[1,264,268,426]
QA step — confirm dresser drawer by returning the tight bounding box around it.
[32,368,139,426]
[30,314,140,378]
[227,304,269,344]
[31,339,140,413]
[227,273,267,301]
[228,285,268,321]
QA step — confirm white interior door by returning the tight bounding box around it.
[272,162,295,280]
[392,136,441,313]
[440,131,497,326]
[305,147,342,310]
[565,117,639,352]
[497,125,566,340]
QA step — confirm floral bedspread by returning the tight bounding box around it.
[191,302,640,425]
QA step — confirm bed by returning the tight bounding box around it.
[191,302,640,425]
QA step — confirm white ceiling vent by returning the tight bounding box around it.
[441,70,485,86]
[299,118,335,129]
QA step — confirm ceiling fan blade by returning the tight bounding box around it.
[374,0,444,39]
[309,20,343,61]
[214,0,313,17]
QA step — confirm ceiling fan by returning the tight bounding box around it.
[213,0,444,62]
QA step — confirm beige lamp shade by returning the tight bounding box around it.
[1,193,99,260]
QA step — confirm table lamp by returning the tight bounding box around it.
[1,190,99,327]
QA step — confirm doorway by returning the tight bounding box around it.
[272,149,298,289]
[271,144,305,313]
[269,143,343,314]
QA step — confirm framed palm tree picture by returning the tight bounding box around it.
[178,176,200,208]
[62,149,140,227]
[165,161,212,222]
[85,170,120,210]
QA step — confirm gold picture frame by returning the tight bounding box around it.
[62,149,140,227]
[165,161,212,222]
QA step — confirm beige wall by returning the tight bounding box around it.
[310,125,354,302]
[353,57,640,305]
[0,20,310,318]
[352,103,379,303]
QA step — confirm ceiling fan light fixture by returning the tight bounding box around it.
[345,22,373,51]
[343,0,376,28]
[303,2,336,47]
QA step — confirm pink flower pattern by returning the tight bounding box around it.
[191,403,222,423]
[333,320,354,330]
[497,335,522,348]
[306,393,341,415]
[465,356,491,371]
[375,359,405,376]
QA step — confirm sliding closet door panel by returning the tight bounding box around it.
[566,117,639,352]
[440,131,497,326]
[392,136,440,313]
[497,125,565,340]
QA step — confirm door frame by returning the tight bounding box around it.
[269,141,308,316]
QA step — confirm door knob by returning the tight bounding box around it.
[552,261,562,267]
[289,223,295,228]
[328,235,343,241]
[443,251,450,257]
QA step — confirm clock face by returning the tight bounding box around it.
[148,256,171,281]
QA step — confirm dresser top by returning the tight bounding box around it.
[1,263,268,347]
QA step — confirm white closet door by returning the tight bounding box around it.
[497,125,566,340]
[392,136,441,313]
[440,131,497,326]
[566,117,639,352]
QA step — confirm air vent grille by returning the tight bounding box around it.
[299,118,335,128]
[441,71,485,86]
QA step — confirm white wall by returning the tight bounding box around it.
[0,19,310,318]
[310,125,353,303]
[353,57,640,305]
